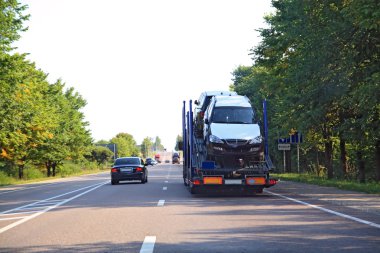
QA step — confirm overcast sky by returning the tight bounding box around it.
[15,0,274,150]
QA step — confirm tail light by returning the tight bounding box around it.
[136,167,143,172]
[111,168,118,173]
[193,179,201,185]
[269,179,277,185]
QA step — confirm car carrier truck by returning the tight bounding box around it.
[181,92,277,194]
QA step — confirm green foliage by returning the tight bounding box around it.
[232,0,380,182]
[0,0,29,52]
[88,146,114,165]
[0,170,15,186]
[23,166,44,180]
[57,163,82,177]
[275,173,380,194]
[0,2,92,179]
[175,135,183,151]
[153,136,165,151]
[141,137,153,158]
[111,133,139,157]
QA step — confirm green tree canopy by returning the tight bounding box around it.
[110,133,139,158]
[0,0,29,52]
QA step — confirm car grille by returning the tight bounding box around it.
[225,139,248,146]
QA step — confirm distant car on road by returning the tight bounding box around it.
[154,154,161,163]
[146,157,157,166]
[172,156,180,164]
[111,157,148,185]
[172,152,180,164]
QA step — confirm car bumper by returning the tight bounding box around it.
[111,172,144,181]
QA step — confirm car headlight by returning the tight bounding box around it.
[249,136,263,144]
[209,135,223,144]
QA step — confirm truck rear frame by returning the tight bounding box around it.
[182,99,277,194]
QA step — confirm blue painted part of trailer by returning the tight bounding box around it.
[202,161,215,169]
[182,101,187,169]
[189,100,194,179]
[263,99,275,170]
[186,111,190,170]
[263,99,269,158]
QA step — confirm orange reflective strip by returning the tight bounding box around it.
[203,177,223,184]
[246,177,266,185]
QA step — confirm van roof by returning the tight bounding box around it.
[201,91,237,96]
[214,95,251,107]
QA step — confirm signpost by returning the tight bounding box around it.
[278,143,291,150]
[278,132,303,173]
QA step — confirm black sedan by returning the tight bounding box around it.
[111,157,148,185]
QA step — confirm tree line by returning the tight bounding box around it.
[0,1,165,181]
[231,0,379,182]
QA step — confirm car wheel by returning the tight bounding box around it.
[111,179,118,185]
[141,174,146,184]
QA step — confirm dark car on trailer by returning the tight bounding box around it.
[111,157,148,185]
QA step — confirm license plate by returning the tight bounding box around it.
[120,168,133,173]
[224,179,242,185]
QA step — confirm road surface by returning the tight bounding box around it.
[1,164,379,252]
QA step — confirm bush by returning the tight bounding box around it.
[0,170,15,186]
[58,163,82,177]
[23,167,44,180]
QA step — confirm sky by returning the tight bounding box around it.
[15,0,274,150]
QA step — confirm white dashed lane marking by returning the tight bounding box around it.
[157,200,165,206]
[140,236,156,253]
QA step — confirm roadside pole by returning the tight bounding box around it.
[297,143,300,173]
[278,143,290,173]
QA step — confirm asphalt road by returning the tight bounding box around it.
[0,164,379,253]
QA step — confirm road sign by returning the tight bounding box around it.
[278,143,291,151]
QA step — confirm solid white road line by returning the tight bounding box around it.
[140,236,156,253]
[0,216,28,221]
[0,181,108,234]
[157,200,165,206]
[1,182,105,215]
[163,187,167,191]
[266,190,380,229]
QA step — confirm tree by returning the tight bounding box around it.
[0,53,58,178]
[110,133,139,157]
[233,0,379,181]
[141,137,153,158]
[0,0,29,52]
[175,135,183,151]
[87,146,113,165]
[36,81,92,177]
[153,136,164,151]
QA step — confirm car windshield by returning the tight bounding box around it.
[114,157,140,165]
[211,107,255,124]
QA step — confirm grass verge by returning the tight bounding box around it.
[0,162,110,187]
[273,173,380,194]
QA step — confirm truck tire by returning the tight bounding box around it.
[189,186,197,194]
